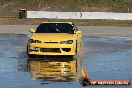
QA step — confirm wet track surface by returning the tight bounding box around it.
[0,34,132,88]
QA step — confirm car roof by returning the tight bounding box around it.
[41,22,73,24]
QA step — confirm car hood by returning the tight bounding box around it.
[31,33,75,42]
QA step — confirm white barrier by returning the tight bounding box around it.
[27,11,132,20]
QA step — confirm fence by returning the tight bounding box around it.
[19,10,132,20]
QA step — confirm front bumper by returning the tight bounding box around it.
[28,43,76,55]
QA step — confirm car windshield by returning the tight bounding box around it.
[35,23,74,33]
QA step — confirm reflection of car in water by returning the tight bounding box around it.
[27,22,82,57]
[27,57,81,82]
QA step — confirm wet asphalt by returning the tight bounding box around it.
[0,34,132,88]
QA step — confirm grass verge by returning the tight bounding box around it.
[0,18,132,26]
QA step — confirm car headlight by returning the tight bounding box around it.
[59,40,73,44]
[30,39,42,43]
[30,47,39,51]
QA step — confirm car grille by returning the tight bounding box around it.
[62,48,71,52]
[40,48,61,53]
[44,42,58,44]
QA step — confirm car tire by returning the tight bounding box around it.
[27,45,29,54]
[27,54,33,58]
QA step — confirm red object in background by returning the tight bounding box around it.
[81,68,131,86]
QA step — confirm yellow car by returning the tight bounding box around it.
[27,22,82,57]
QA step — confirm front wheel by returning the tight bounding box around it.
[27,54,34,58]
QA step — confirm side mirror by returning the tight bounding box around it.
[77,31,82,34]
[29,28,35,33]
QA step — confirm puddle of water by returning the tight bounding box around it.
[83,36,132,88]
[0,34,83,88]
[0,34,132,88]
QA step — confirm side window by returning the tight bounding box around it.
[74,26,78,32]
[72,24,78,32]
[75,26,78,31]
